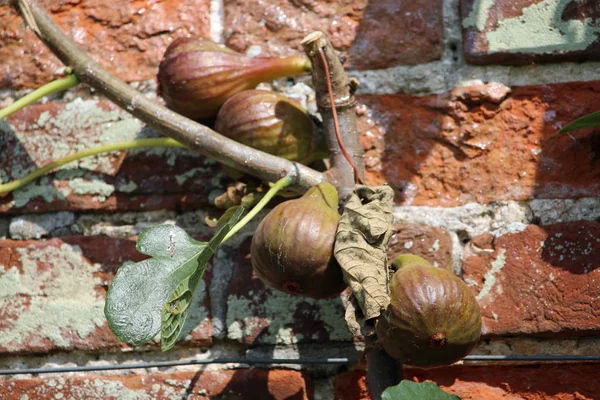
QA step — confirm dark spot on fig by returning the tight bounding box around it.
[428,332,447,350]
[282,281,303,294]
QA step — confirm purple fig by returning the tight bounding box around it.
[157,37,311,119]
[251,182,346,299]
[215,90,324,164]
[377,256,482,368]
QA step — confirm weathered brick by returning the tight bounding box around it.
[334,369,369,400]
[336,365,600,400]
[463,222,600,336]
[461,0,600,65]
[387,223,454,271]
[0,369,313,400]
[0,0,210,90]
[0,100,221,213]
[223,0,444,70]
[225,238,353,345]
[405,364,600,400]
[358,82,600,206]
[0,237,212,354]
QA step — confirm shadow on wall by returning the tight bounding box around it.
[0,102,221,214]
[180,369,311,399]
[358,82,600,206]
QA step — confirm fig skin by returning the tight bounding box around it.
[157,37,311,120]
[377,258,481,368]
[251,182,346,299]
[215,90,324,164]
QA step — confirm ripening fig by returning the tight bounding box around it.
[377,256,481,368]
[250,182,346,299]
[157,37,311,120]
[215,90,325,164]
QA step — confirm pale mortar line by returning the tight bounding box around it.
[209,0,225,43]
[351,60,600,96]
[393,197,600,239]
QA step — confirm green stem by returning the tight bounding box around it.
[0,74,80,120]
[0,138,185,194]
[223,176,293,243]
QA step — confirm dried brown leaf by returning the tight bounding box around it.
[334,185,395,321]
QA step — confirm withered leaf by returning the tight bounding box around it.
[334,185,395,321]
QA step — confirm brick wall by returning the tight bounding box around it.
[1,0,600,399]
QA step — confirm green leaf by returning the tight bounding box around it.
[105,207,244,347]
[382,381,460,400]
[160,207,243,350]
[559,111,600,133]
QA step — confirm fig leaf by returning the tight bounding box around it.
[334,185,395,322]
[559,111,600,133]
[105,207,244,348]
[382,380,460,400]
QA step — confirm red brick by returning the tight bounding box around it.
[334,369,369,400]
[0,369,312,400]
[335,365,600,400]
[0,237,212,355]
[223,0,443,70]
[405,364,600,400]
[0,101,218,213]
[225,238,353,345]
[347,0,444,70]
[463,222,600,336]
[0,0,210,90]
[358,82,600,206]
[461,0,600,65]
[387,223,454,272]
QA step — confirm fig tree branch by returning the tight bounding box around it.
[13,0,324,191]
[301,32,365,203]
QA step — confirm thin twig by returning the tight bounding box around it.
[13,0,324,191]
[0,74,80,120]
[0,138,185,194]
[317,48,361,185]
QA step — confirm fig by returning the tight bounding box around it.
[215,90,325,164]
[377,256,481,368]
[251,182,346,299]
[157,37,311,120]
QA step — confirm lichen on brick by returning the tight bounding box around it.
[226,290,351,344]
[486,0,600,54]
[68,177,115,202]
[0,243,105,350]
[11,180,70,208]
[462,0,494,31]
[476,248,507,302]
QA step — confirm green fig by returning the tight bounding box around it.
[250,182,346,298]
[377,258,481,368]
[157,37,311,120]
